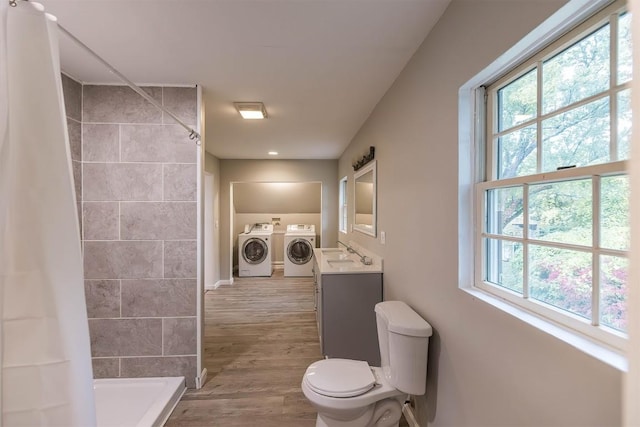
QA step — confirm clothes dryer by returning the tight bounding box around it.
[238,224,273,277]
[284,224,316,277]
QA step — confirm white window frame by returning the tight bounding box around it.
[339,176,348,234]
[458,0,628,369]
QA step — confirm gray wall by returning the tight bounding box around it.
[74,84,200,387]
[219,159,338,279]
[338,0,621,425]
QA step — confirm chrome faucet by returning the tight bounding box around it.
[337,240,373,265]
[337,240,355,253]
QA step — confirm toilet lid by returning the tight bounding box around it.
[304,359,376,398]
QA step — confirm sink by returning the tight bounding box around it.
[327,259,356,267]
[321,248,351,261]
[321,248,344,254]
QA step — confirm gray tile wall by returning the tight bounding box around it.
[78,85,199,387]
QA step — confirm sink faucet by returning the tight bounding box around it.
[337,240,373,265]
[337,240,355,253]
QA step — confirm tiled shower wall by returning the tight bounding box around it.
[62,78,200,387]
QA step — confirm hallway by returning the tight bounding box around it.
[166,271,321,426]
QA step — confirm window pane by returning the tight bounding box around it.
[529,245,592,319]
[618,13,632,85]
[529,179,592,246]
[600,255,628,332]
[543,25,610,114]
[541,97,609,172]
[601,175,629,251]
[486,238,523,293]
[618,89,632,160]
[486,187,524,237]
[498,69,537,131]
[498,125,537,179]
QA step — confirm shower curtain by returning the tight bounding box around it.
[0,1,96,425]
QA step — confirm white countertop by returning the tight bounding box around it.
[313,245,383,275]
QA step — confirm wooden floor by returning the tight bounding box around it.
[166,270,322,426]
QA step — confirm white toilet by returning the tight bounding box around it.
[301,301,433,427]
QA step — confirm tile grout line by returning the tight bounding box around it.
[119,279,122,319]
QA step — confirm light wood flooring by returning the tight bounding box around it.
[166,269,410,427]
[166,270,322,426]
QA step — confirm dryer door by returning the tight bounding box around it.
[243,238,268,264]
[287,238,313,265]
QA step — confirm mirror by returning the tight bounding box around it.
[353,160,376,237]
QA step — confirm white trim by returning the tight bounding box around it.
[195,368,208,389]
[475,279,627,350]
[622,0,640,427]
[204,282,217,290]
[206,278,234,290]
[195,84,204,387]
[624,1,640,424]
[477,161,628,188]
[353,160,377,237]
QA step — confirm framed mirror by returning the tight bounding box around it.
[353,160,376,237]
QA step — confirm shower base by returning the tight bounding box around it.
[94,377,186,427]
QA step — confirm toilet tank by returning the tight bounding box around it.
[375,301,432,395]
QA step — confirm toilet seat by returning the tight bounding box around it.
[304,359,376,398]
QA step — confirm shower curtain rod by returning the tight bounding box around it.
[8,0,202,144]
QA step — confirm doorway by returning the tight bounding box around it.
[229,181,322,277]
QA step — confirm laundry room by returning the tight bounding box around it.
[219,159,339,279]
[232,181,322,272]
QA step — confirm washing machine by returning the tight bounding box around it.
[284,224,316,277]
[238,224,273,277]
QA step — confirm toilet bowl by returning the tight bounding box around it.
[301,360,404,427]
[301,301,433,427]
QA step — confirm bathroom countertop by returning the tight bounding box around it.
[313,246,383,275]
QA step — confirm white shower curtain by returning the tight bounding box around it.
[0,1,96,426]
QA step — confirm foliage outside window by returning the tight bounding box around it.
[479,0,631,349]
[339,176,348,233]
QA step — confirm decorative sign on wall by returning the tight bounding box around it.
[352,146,375,171]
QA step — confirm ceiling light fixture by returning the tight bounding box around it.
[268,151,278,156]
[234,102,268,120]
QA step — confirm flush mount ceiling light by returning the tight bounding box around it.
[268,151,278,156]
[234,102,268,120]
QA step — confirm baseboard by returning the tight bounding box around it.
[195,368,208,389]
[205,278,234,290]
[204,282,218,290]
[402,402,420,427]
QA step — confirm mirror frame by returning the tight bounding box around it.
[353,160,376,237]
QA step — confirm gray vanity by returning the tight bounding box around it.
[312,245,383,365]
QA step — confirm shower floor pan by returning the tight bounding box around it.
[94,377,186,427]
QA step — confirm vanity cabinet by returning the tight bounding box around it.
[313,256,382,365]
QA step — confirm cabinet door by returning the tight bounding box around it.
[313,259,323,352]
[321,273,382,365]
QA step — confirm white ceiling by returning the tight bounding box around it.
[40,0,451,160]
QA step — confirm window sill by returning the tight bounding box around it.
[460,287,627,372]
